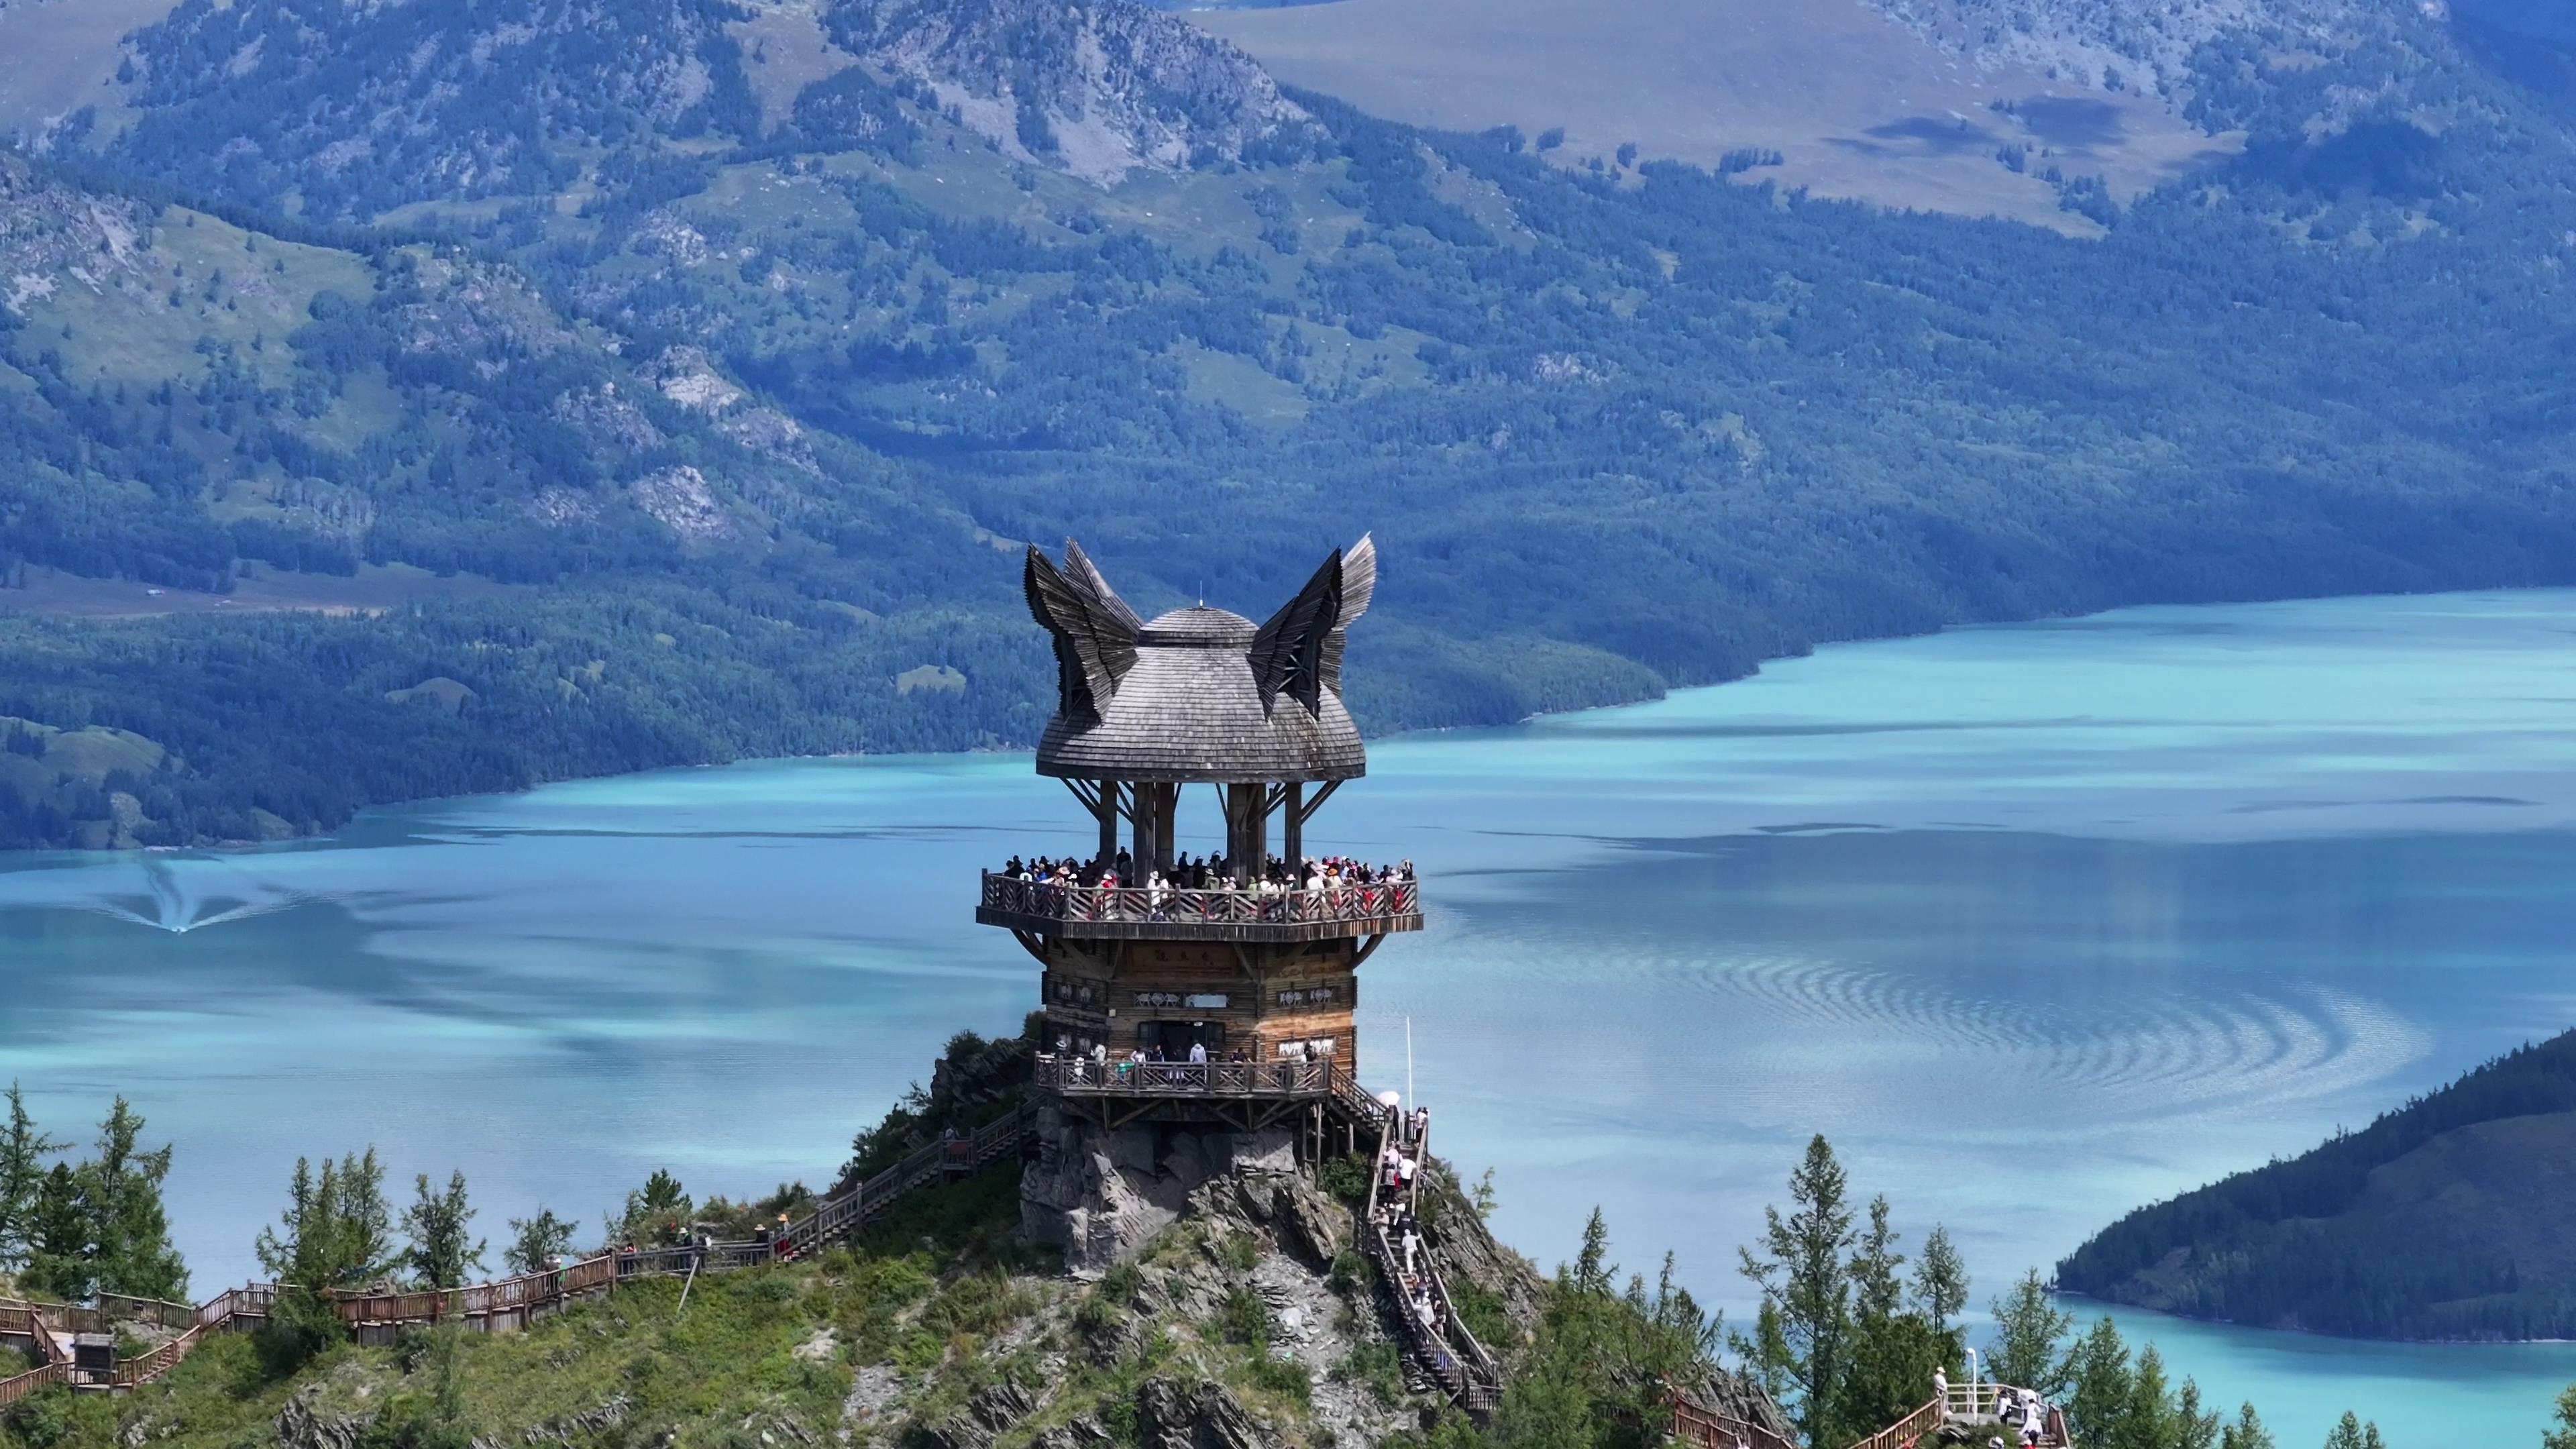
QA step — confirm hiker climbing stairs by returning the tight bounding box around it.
[1354,1104,1505,1419]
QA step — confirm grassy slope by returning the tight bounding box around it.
[0,1161,1402,1449]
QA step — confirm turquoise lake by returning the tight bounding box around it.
[7,588,2576,1440]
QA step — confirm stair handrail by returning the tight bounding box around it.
[1671,1395,1801,1449]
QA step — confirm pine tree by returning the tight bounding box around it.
[2546,1385,2576,1449]
[2321,1411,2385,1449]
[2176,1377,2221,1449]
[2122,1344,2180,1449]
[1986,1268,2075,1398]
[1494,1212,1721,1449]
[22,1162,91,1298]
[256,1149,396,1363]
[1911,1226,1968,1340]
[1831,1196,1953,1439]
[1734,1135,1856,1448]
[85,1097,186,1301]
[401,1171,486,1289]
[2061,1317,2132,1446]
[1850,1197,1904,1320]
[504,1208,579,1276]
[2220,1403,2277,1449]
[0,1081,66,1273]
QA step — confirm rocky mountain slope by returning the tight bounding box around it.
[2060,1028,2576,1340]
[0,0,2574,847]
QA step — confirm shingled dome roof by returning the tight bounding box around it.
[1024,538,1376,784]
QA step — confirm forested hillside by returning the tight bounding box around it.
[3,0,2576,847]
[2059,1030,2576,1340]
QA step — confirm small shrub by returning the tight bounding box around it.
[1098,1261,1143,1303]
[1217,1234,1259,1274]
[1328,1250,1371,1296]
[891,1329,945,1375]
[1316,1155,1370,1204]
[1217,1286,1270,1349]
[1332,1340,1404,1406]
[1249,1354,1311,1405]
[1102,1395,1140,1444]
[3,1393,72,1449]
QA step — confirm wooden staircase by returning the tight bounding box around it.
[1355,1108,1505,1420]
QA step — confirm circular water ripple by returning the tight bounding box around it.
[1420,922,2426,1123]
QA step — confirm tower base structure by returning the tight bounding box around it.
[1022,1102,1373,1274]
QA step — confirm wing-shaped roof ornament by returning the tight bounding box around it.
[1025,539,1142,720]
[1248,534,1375,718]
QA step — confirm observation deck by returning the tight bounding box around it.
[976,870,1422,944]
[1028,1052,1384,1134]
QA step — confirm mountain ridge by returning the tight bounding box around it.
[1,0,2575,847]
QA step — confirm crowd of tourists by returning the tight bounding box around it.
[1932,1367,2059,1448]
[991,849,1414,920]
[998,849,1412,892]
[1984,1386,2059,1448]
[1044,1036,1333,1091]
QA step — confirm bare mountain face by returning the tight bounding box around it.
[1863,0,2376,101]
[1191,0,2548,231]
[819,0,1326,183]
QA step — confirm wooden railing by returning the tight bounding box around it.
[1827,1383,2071,1449]
[0,1360,67,1409]
[1033,1055,1348,1098]
[0,1301,76,1405]
[775,1102,1033,1260]
[98,1293,197,1332]
[1672,1397,1801,1449]
[1847,1393,1946,1449]
[981,873,1419,926]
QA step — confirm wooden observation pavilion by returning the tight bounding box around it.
[978,535,1419,1131]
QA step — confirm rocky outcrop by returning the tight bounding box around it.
[916,1377,1045,1449]
[1020,1108,1297,1273]
[820,0,1326,184]
[1135,1378,1278,1449]
[275,1389,374,1449]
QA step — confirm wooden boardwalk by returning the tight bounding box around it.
[0,1104,1035,1405]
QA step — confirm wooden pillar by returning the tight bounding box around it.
[1154,784,1177,875]
[1097,779,1120,865]
[1283,781,1303,868]
[1132,782,1157,872]
[1223,783,1267,883]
